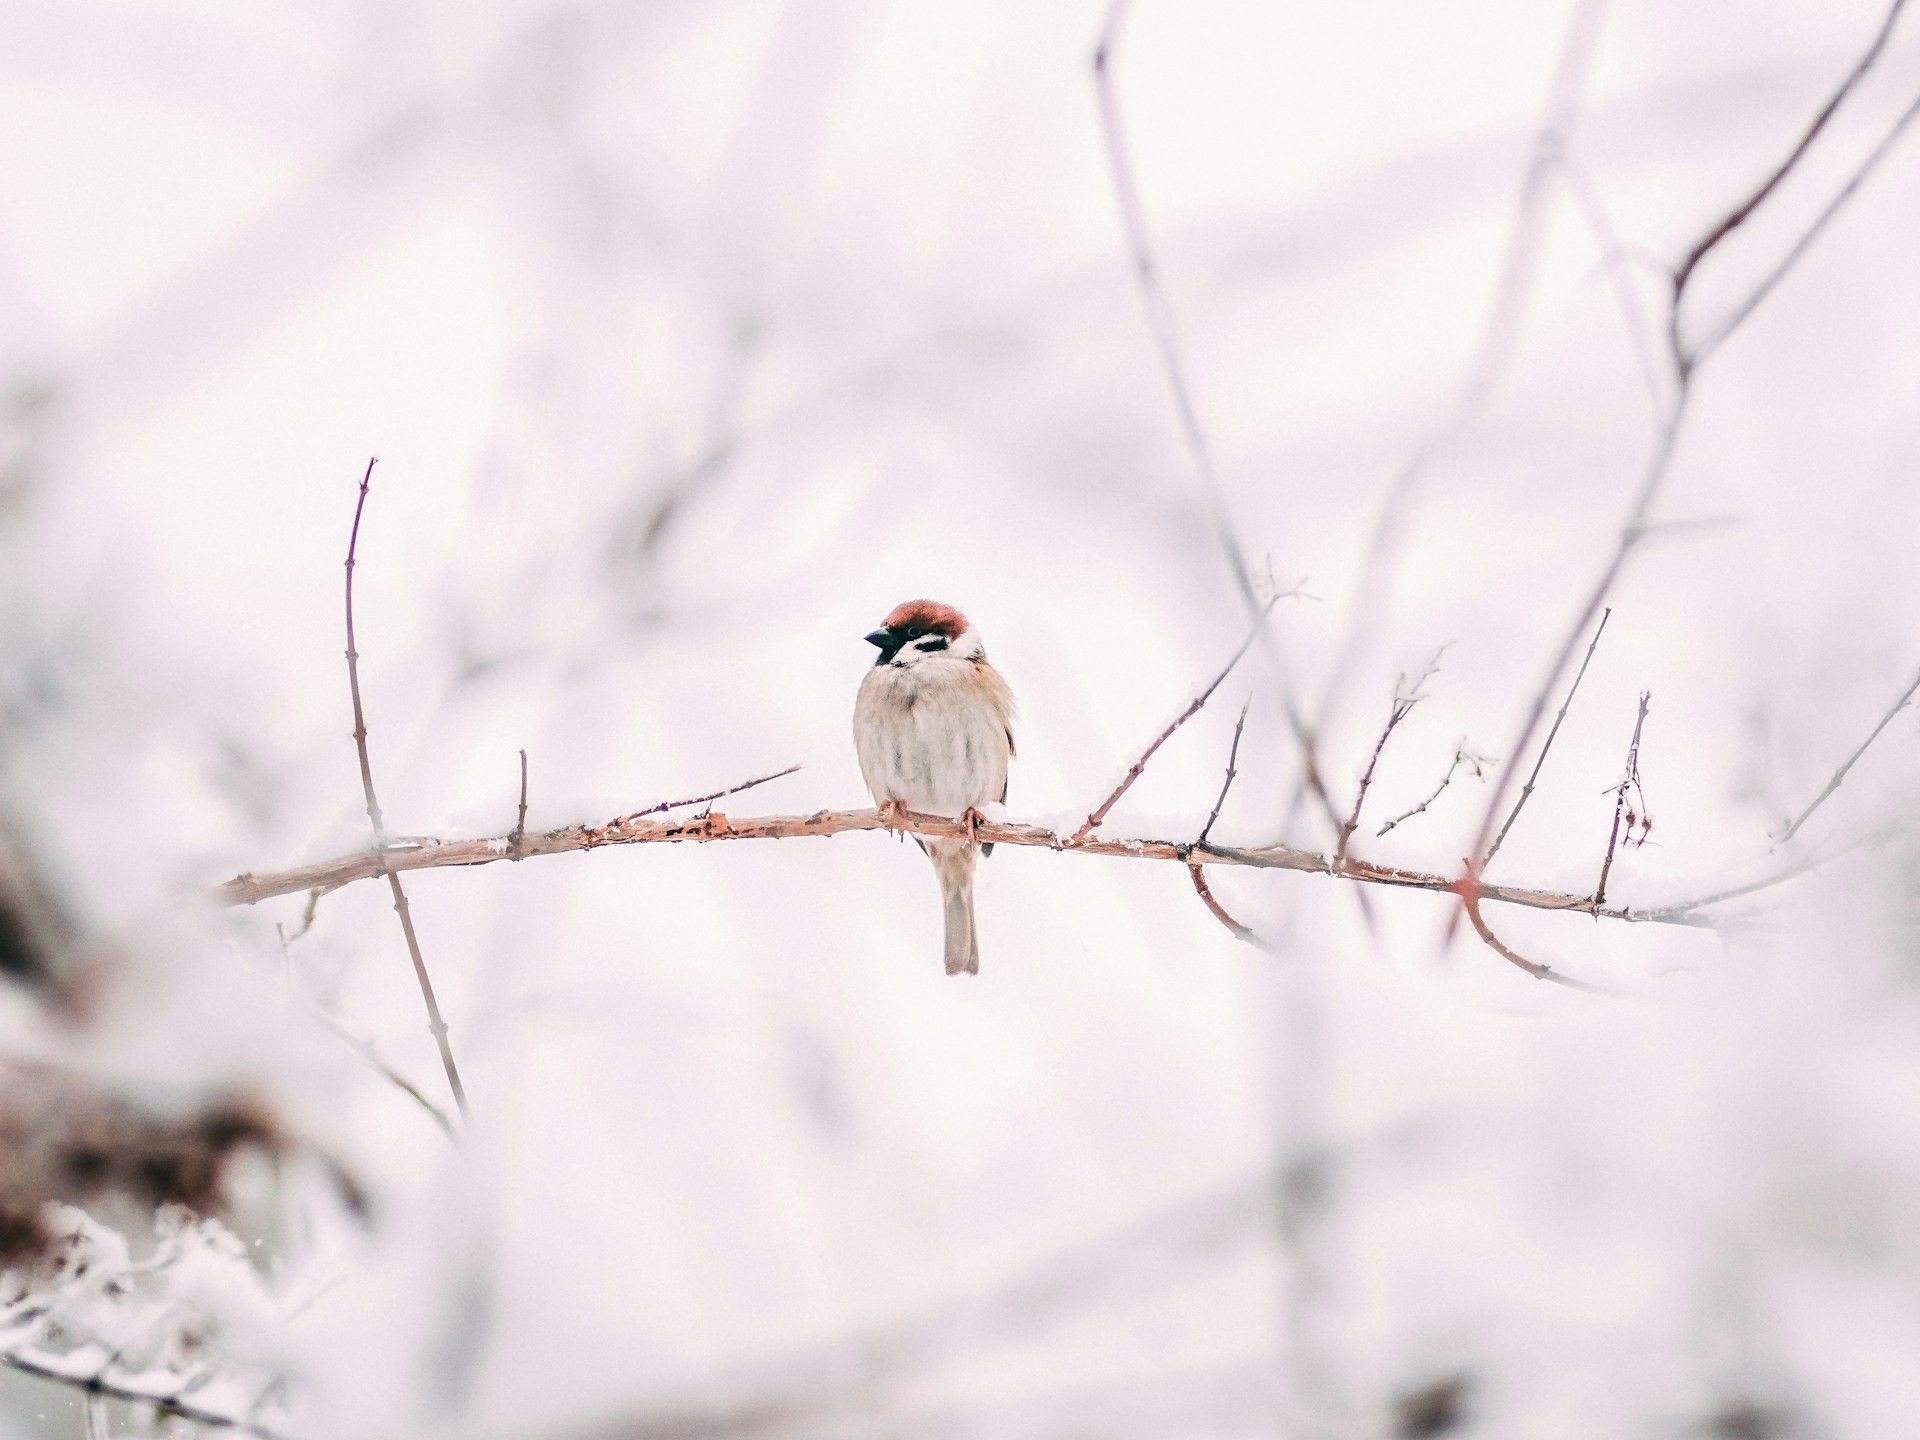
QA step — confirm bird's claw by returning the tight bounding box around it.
[959,807,986,847]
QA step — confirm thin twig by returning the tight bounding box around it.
[509,748,529,859]
[611,765,802,826]
[1197,699,1251,847]
[1776,663,1920,843]
[1454,874,1608,992]
[1593,691,1652,907]
[1375,746,1489,839]
[1484,608,1612,864]
[1187,863,1277,951]
[1336,649,1445,863]
[343,459,470,1126]
[1070,600,1276,845]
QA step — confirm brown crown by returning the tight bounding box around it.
[881,599,969,637]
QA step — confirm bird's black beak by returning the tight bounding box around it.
[864,628,892,649]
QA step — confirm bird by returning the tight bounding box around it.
[853,600,1016,975]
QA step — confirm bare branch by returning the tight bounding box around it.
[1336,649,1445,863]
[1776,663,1920,843]
[219,802,1717,935]
[1187,863,1277,951]
[1593,691,1652,907]
[342,459,470,1127]
[1454,874,1609,993]
[1375,745,1489,839]
[1197,699,1251,847]
[1069,600,1275,845]
[1484,607,1612,865]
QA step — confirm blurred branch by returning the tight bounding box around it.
[1304,0,1613,779]
[1186,864,1278,951]
[1775,662,1920,843]
[1671,0,1911,369]
[1090,0,1355,863]
[342,459,470,1127]
[0,1343,294,1440]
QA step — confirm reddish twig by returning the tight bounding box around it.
[343,459,470,1126]
[1070,601,1275,844]
[1454,874,1607,992]
[1197,699,1251,847]
[1337,649,1445,863]
[1776,663,1920,843]
[1593,691,1652,907]
[1484,608,1611,866]
[1187,863,1277,951]
[1375,745,1489,840]
[611,765,802,826]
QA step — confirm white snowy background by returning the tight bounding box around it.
[3,0,1919,1435]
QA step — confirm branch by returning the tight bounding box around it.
[509,748,529,858]
[1593,691,1652,907]
[1197,699,1251,847]
[1776,663,1920,843]
[1186,864,1277,951]
[609,764,801,826]
[219,802,1721,932]
[1336,649,1444,863]
[1069,601,1273,845]
[1454,874,1608,993]
[1484,607,1611,864]
[342,459,470,1126]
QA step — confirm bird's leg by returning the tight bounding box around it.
[959,807,987,848]
[877,798,910,829]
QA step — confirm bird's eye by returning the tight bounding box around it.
[905,625,924,638]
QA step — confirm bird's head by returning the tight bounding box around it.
[864,599,982,667]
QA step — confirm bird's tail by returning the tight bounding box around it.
[932,841,979,976]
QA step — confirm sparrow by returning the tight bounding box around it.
[853,600,1016,975]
